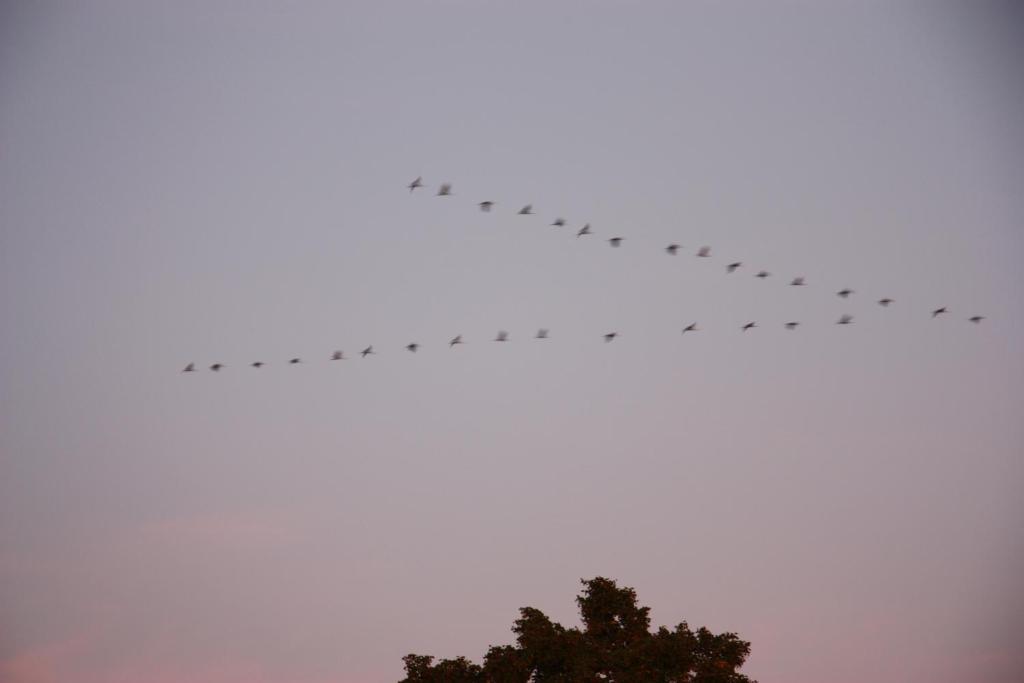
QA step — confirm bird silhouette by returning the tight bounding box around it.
[577,224,592,237]
[437,183,452,196]
[742,322,757,331]
[210,363,224,371]
[518,205,533,215]
[682,323,698,334]
[494,330,509,342]
[968,316,985,324]
[726,262,742,273]
[182,363,195,372]
[755,270,770,278]
[785,322,799,330]
[604,332,618,342]
[878,298,894,307]
[251,361,264,368]
[837,315,853,325]
[551,218,566,227]
[361,346,374,358]
[331,351,344,361]
[449,335,463,347]
[536,329,549,339]
[932,307,948,318]
[289,358,301,364]
[790,277,806,286]
[608,237,623,247]
[665,244,680,255]
[408,176,423,192]
[406,343,419,352]
[697,246,711,258]
[479,201,494,212]
[837,289,854,298]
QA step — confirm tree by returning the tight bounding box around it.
[398,577,755,683]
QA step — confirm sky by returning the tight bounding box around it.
[1,1,1022,682]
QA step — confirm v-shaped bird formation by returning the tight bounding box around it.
[179,175,989,373]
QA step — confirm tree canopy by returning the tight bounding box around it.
[398,577,755,683]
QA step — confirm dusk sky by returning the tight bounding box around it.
[1,2,1022,682]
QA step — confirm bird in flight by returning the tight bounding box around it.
[837,289,854,298]
[609,237,623,247]
[968,316,985,324]
[551,218,566,227]
[479,201,494,212]
[182,363,195,372]
[494,330,509,342]
[726,262,742,273]
[406,343,419,352]
[878,298,894,307]
[604,332,618,342]
[331,351,344,361]
[932,307,948,318]
[755,270,770,279]
[251,361,265,368]
[665,244,680,255]
[449,335,463,347]
[697,246,711,258]
[289,358,301,365]
[536,329,549,339]
[785,322,800,330]
[577,224,592,237]
[408,176,423,192]
[837,315,853,325]
[210,363,224,371]
[361,346,374,358]
[790,277,806,286]
[518,205,533,215]
[682,323,698,334]
[742,322,757,331]
[437,183,452,196]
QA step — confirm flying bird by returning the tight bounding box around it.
[331,351,344,361]
[406,343,419,352]
[742,322,757,331]
[837,289,854,298]
[536,329,549,339]
[251,361,264,368]
[437,183,452,196]
[479,201,494,212]
[449,335,463,347]
[665,244,680,255]
[518,204,533,215]
[182,363,195,372]
[837,315,853,325]
[494,330,509,342]
[726,262,742,273]
[785,322,799,330]
[682,323,698,334]
[289,358,301,364]
[697,246,711,258]
[968,316,985,324]
[878,298,894,307]
[932,307,948,318]
[551,218,566,227]
[608,237,623,247]
[408,176,423,192]
[210,363,224,371]
[361,346,374,358]
[790,277,806,286]
[577,224,592,237]
[604,332,618,343]
[755,270,770,278]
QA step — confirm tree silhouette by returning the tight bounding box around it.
[399,577,755,683]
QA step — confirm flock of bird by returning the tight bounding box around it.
[180,176,987,373]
